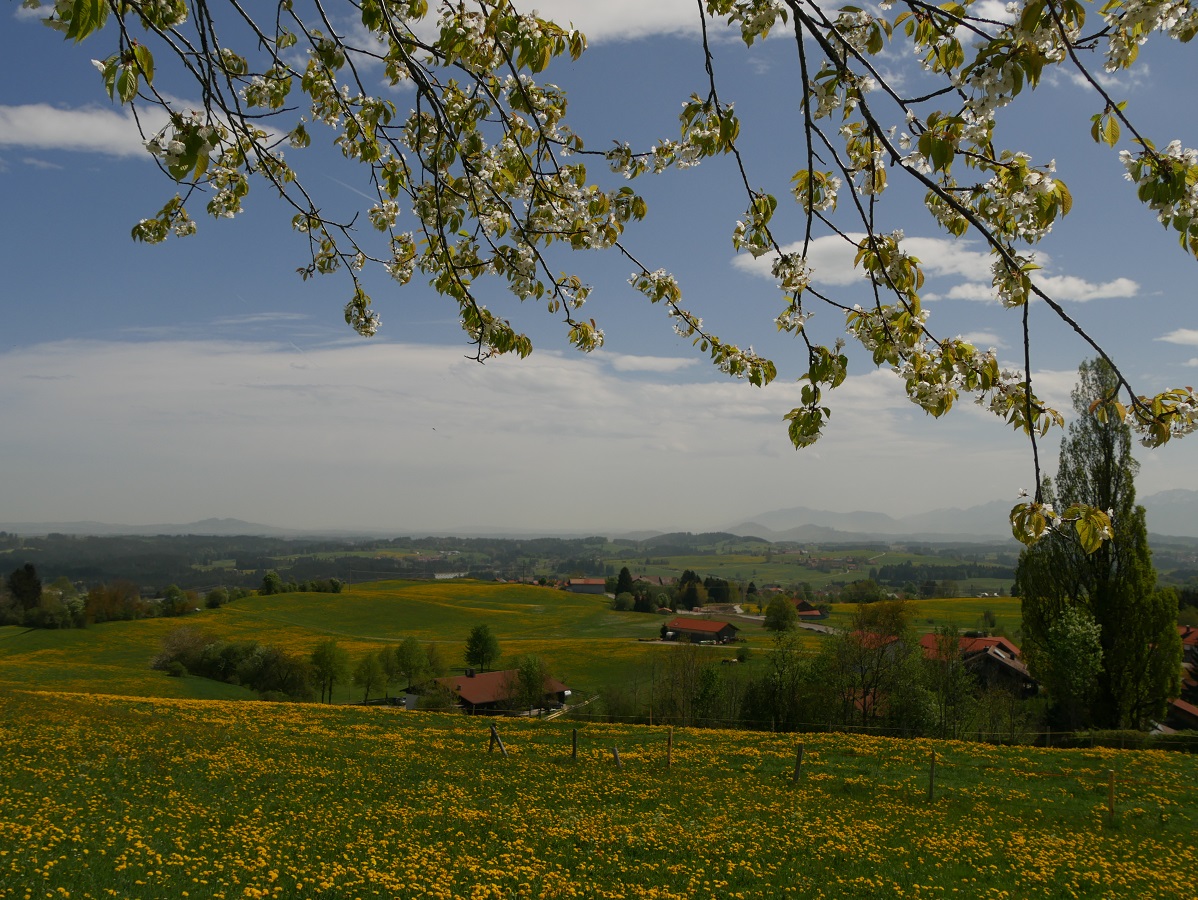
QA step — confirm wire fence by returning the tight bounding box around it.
[459,716,1198,827]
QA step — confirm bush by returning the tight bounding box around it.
[166,660,187,678]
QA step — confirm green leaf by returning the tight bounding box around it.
[1103,115,1121,147]
[133,44,155,85]
[66,0,107,42]
[116,66,138,104]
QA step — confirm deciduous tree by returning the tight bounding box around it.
[763,594,798,632]
[353,651,386,702]
[464,624,500,672]
[394,636,429,691]
[310,639,350,704]
[34,0,1198,536]
[1016,359,1182,729]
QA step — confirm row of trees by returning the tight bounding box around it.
[0,566,256,629]
[152,624,517,705]
[259,572,343,596]
[598,603,1028,739]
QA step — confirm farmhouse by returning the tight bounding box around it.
[566,578,607,594]
[434,669,571,715]
[919,633,1037,695]
[793,597,824,619]
[1180,625,1198,667]
[664,617,739,644]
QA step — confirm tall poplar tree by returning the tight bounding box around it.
[1016,360,1181,729]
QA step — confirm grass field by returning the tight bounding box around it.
[823,596,1024,636]
[0,581,798,703]
[1,690,1196,899]
[0,581,1026,705]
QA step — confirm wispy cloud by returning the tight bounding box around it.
[512,1,698,42]
[0,104,157,157]
[604,353,697,373]
[212,312,312,327]
[960,331,1005,349]
[0,339,1050,530]
[735,235,1138,305]
[1158,328,1198,346]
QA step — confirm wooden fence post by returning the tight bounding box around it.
[927,749,936,801]
[572,727,578,760]
[489,723,508,758]
[666,727,673,769]
[792,743,804,782]
[612,746,622,769]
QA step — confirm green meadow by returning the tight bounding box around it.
[0,580,1025,704]
[1,690,1196,900]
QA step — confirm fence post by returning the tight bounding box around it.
[927,749,936,801]
[792,743,804,782]
[1108,769,1116,824]
[667,726,673,769]
[612,746,622,769]
[490,723,508,758]
[572,727,578,760]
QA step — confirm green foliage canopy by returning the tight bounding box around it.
[1016,359,1182,729]
[31,0,1198,544]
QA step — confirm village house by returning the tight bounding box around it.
[565,577,607,595]
[919,633,1037,696]
[663,617,739,644]
[792,597,824,619]
[433,669,571,715]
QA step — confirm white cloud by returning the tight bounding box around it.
[732,235,862,286]
[604,353,698,373]
[511,1,698,42]
[0,103,160,157]
[0,339,1048,531]
[212,312,312,327]
[1158,328,1198,346]
[1037,275,1139,302]
[960,331,1005,349]
[734,232,1138,306]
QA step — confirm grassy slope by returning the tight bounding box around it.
[1,690,1195,900]
[0,581,786,702]
[0,581,1020,704]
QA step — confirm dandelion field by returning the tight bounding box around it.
[2,690,1196,899]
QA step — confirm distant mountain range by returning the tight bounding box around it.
[0,518,336,538]
[3,489,1196,541]
[725,489,1198,543]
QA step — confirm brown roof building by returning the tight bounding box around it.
[919,633,1036,695]
[435,669,570,714]
[664,617,739,644]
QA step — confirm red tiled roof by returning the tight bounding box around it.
[1179,625,1198,646]
[570,578,606,586]
[851,630,898,650]
[919,634,1022,660]
[1171,697,1198,717]
[436,669,568,706]
[666,617,738,634]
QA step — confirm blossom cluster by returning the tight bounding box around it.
[1103,0,1198,71]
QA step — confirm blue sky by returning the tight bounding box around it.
[2,0,1197,534]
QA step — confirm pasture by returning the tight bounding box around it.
[0,580,782,703]
[0,579,1028,705]
[1,690,1195,899]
